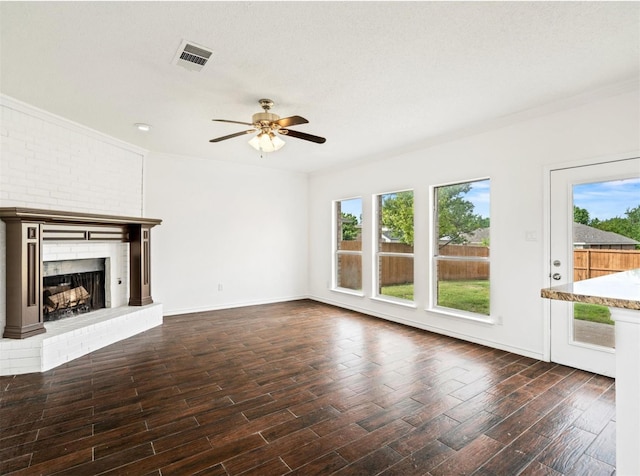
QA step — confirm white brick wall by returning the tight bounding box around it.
[0,95,146,338]
[1,96,143,215]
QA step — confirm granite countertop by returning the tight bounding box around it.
[541,268,640,310]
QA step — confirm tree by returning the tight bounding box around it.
[596,217,632,237]
[624,205,640,242]
[340,212,359,241]
[381,191,414,245]
[593,205,640,244]
[585,205,640,249]
[379,185,488,248]
[476,216,491,229]
[574,206,590,225]
[437,183,487,245]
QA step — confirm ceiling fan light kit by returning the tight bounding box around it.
[249,131,285,153]
[210,98,326,155]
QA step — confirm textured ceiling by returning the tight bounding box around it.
[1,2,638,173]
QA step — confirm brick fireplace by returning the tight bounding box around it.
[0,207,163,375]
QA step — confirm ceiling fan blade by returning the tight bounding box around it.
[280,129,326,144]
[274,115,309,128]
[209,129,256,142]
[213,119,254,126]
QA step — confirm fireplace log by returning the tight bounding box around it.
[47,286,90,310]
[44,284,72,296]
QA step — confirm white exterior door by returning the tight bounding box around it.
[549,157,639,378]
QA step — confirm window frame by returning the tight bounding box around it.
[373,189,416,306]
[333,197,364,296]
[430,178,492,321]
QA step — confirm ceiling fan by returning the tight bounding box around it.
[209,99,326,153]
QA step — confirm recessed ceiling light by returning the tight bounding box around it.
[134,123,151,132]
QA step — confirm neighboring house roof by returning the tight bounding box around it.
[462,224,638,246]
[381,229,402,243]
[463,228,490,244]
[573,222,639,246]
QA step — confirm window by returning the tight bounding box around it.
[433,179,490,316]
[335,198,362,291]
[375,190,414,302]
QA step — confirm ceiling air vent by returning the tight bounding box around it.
[173,40,212,72]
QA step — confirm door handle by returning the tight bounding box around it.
[552,273,561,280]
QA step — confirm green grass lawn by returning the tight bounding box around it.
[573,302,613,325]
[436,280,490,315]
[380,283,414,301]
[381,280,490,315]
[381,282,613,324]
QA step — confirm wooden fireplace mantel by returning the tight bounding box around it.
[0,207,162,339]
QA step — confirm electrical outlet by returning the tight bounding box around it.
[218,284,223,291]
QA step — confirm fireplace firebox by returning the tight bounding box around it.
[43,259,106,322]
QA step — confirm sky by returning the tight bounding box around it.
[337,179,492,222]
[339,197,363,222]
[573,178,640,220]
[338,177,640,223]
[464,179,490,218]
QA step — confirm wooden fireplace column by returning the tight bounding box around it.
[0,208,162,339]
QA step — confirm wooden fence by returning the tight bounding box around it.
[438,244,489,281]
[337,242,490,288]
[337,240,363,289]
[337,244,640,289]
[379,243,414,286]
[574,249,640,281]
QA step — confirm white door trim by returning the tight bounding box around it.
[541,149,640,363]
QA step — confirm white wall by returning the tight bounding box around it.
[308,88,640,360]
[0,96,145,335]
[144,152,309,315]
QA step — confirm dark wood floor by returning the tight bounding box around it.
[1,300,616,475]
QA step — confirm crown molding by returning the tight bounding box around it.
[0,94,148,156]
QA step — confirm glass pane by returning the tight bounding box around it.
[335,198,362,291]
[379,255,414,300]
[337,254,362,291]
[436,260,490,315]
[436,179,490,256]
[378,191,414,251]
[337,198,362,248]
[571,178,640,348]
[572,302,614,348]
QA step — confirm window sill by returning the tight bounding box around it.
[427,306,495,325]
[331,287,365,298]
[371,296,417,309]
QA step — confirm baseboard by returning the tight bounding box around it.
[310,295,545,362]
[162,295,310,317]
